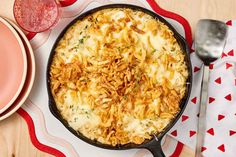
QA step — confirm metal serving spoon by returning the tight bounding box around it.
[195,19,228,157]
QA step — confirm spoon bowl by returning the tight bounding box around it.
[195,19,228,65]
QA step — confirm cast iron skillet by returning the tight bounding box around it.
[46,4,192,157]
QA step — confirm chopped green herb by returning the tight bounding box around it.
[79,38,84,44]
[79,31,82,35]
[118,47,121,52]
[171,47,175,51]
[123,95,127,100]
[74,117,78,122]
[151,49,156,54]
[85,25,88,29]
[78,35,90,45]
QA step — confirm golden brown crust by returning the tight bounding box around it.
[50,8,188,146]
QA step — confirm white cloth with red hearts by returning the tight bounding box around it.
[167,20,236,157]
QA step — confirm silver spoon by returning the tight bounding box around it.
[195,19,228,157]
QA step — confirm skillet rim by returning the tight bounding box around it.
[46,3,193,150]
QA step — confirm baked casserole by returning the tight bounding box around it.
[50,8,188,146]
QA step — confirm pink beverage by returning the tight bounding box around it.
[14,0,60,33]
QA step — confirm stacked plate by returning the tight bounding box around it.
[0,17,35,121]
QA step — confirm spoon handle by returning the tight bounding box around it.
[195,65,209,157]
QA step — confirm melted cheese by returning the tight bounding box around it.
[51,8,188,146]
[139,31,165,52]
[123,115,169,136]
[62,90,100,130]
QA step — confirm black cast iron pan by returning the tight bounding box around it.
[46,4,192,157]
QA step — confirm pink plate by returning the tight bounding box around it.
[0,19,35,120]
[0,17,27,114]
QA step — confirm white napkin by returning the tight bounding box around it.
[168,20,236,157]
